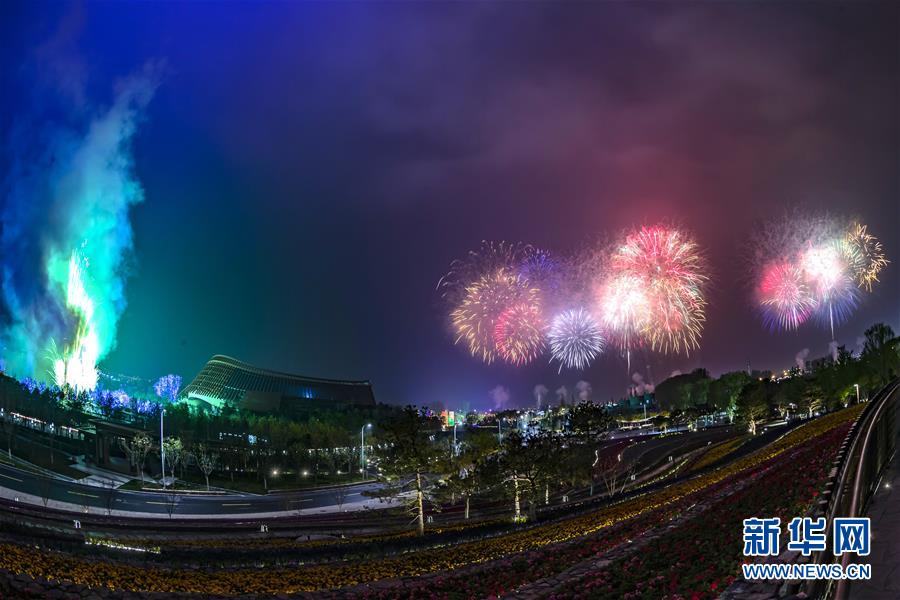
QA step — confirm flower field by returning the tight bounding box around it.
[686,434,750,473]
[547,420,851,599]
[0,405,863,597]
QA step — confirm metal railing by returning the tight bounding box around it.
[804,378,898,600]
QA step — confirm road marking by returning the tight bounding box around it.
[0,473,23,483]
[144,501,168,505]
[222,503,251,507]
[67,491,99,499]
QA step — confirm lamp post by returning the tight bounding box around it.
[452,421,458,457]
[159,408,166,490]
[854,383,860,404]
[360,423,372,477]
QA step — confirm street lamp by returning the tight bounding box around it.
[854,383,860,404]
[159,408,166,490]
[360,423,372,477]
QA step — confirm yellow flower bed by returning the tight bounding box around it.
[0,405,864,595]
[689,434,750,473]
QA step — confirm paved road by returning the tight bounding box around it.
[0,426,744,519]
[0,463,382,516]
[621,426,737,470]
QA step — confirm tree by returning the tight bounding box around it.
[441,429,497,519]
[332,485,349,511]
[594,450,634,497]
[797,382,823,419]
[1,415,14,460]
[102,479,117,516]
[568,401,611,440]
[194,443,219,491]
[736,381,769,435]
[37,476,52,508]
[162,437,184,487]
[772,377,804,419]
[119,433,152,486]
[861,324,899,389]
[495,430,547,522]
[164,490,180,519]
[369,407,445,536]
[654,369,710,412]
[154,374,183,404]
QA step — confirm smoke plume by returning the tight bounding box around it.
[489,385,511,411]
[631,372,654,395]
[533,384,548,410]
[1,63,160,386]
[795,348,810,372]
[575,380,592,403]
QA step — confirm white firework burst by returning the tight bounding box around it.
[548,308,606,372]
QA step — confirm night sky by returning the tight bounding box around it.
[2,2,898,410]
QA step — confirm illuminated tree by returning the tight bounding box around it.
[737,381,769,435]
[441,429,498,519]
[154,374,182,404]
[119,432,152,486]
[162,436,184,486]
[368,406,445,536]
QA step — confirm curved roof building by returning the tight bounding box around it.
[181,355,376,413]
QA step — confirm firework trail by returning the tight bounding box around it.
[800,241,859,340]
[596,273,650,373]
[547,308,605,372]
[450,269,541,364]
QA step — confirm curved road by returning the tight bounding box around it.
[0,463,381,517]
[0,426,745,519]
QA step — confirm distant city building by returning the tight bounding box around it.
[440,410,457,428]
[805,355,834,373]
[181,355,376,413]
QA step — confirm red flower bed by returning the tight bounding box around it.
[338,422,849,600]
[548,422,849,600]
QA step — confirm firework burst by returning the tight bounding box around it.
[757,261,817,331]
[596,273,650,349]
[450,269,541,364]
[437,241,537,304]
[751,214,885,340]
[610,226,708,355]
[493,302,546,366]
[517,247,565,298]
[843,223,888,291]
[799,241,860,339]
[548,308,605,372]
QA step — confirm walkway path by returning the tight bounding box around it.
[849,404,899,600]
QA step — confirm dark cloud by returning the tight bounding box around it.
[2,1,897,408]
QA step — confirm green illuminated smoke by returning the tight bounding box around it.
[1,67,160,390]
